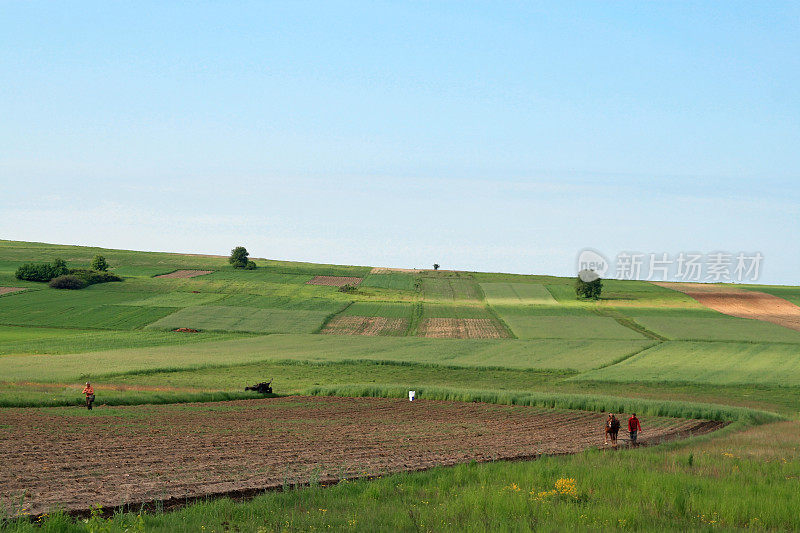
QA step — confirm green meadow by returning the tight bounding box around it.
[1,239,799,531]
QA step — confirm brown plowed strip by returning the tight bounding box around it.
[320,316,409,336]
[418,318,509,339]
[653,282,800,331]
[0,396,724,516]
[306,275,363,287]
[0,287,26,296]
[155,270,214,279]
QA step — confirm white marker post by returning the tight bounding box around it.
[409,390,416,402]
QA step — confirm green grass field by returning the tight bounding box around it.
[480,282,558,305]
[0,240,799,531]
[630,315,800,342]
[578,341,800,386]
[341,301,416,318]
[360,273,417,291]
[145,306,333,334]
[500,315,648,340]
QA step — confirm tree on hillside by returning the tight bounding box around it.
[91,255,109,271]
[229,246,255,269]
[575,275,603,300]
[433,263,440,271]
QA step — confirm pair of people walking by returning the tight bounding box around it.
[605,413,642,446]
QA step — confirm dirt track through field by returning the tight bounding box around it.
[653,282,800,331]
[0,396,724,515]
[155,270,214,279]
[0,287,26,296]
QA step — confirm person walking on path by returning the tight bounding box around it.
[628,413,642,446]
[83,382,95,410]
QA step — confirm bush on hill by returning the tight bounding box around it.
[15,258,70,282]
[576,276,603,299]
[229,246,250,268]
[69,268,123,285]
[49,275,89,290]
[90,255,109,271]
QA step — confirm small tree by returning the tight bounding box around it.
[90,255,109,271]
[576,276,603,300]
[229,246,250,268]
[433,263,440,271]
[51,258,69,277]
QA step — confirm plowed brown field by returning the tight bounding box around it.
[0,396,724,515]
[306,276,363,287]
[653,282,800,331]
[418,318,509,338]
[155,270,214,279]
[321,315,409,336]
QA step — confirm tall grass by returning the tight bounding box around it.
[304,384,782,425]
[0,390,256,409]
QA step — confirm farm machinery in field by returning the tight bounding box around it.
[245,379,273,394]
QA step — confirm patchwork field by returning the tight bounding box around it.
[0,396,723,515]
[0,240,798,530]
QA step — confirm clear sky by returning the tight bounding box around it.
[2,2,798,284]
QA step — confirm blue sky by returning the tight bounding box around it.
[2,2,798,284]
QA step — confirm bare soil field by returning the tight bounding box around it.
[155,270,214,279]
[654,282,800,331]
[370,267,423,274]
[418,318,510,339]
[320,315,409,336]
[0,396,723,515]
[0,287,26,296]
[306,275,363,287]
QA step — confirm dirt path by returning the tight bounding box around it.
[0,396,724,516]
[0,287,26,296]
[653,282,800,331]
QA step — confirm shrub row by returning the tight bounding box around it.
[48,269,123,290]
[14,259,69,282]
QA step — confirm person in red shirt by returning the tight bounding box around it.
[83,382,95,410]
[628,413,642,445]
